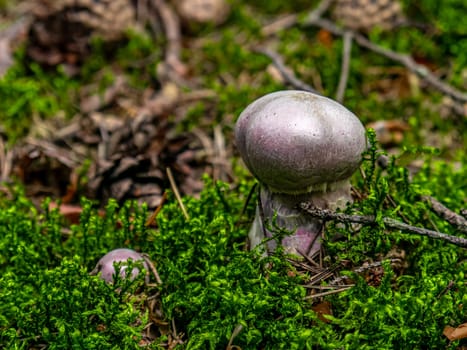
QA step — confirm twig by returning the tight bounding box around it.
[304,286,352,300]
[145,191,168,227]
[25,138,80,168]
[253,46,319,93]
[423,196,467,234]
[151,0,187,76]
[302,17,467,103]
[261,0,335,36]
[0,137,13,181]
[141,253,163,285]
[306,284,355,290]
[328,259,401,285]
[335,31,353,103]
[226,324,243,350]
[437,280,455,299]
[166,167,189,220]
[300,204,467,248]
[303,0,335,24]
[261,14,298,36]
[306,263,341,285]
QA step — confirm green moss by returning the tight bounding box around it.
[0,53,79,142]
[0,192,157,348]
[1,148,466,348]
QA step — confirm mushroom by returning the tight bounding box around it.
[235,90,367,257]
[91,248,149,284]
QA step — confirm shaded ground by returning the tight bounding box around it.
[0,0,465,211]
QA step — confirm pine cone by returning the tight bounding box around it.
[333,0,404,32]
[27,0,136,66]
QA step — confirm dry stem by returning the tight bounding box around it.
[301,204,467,248]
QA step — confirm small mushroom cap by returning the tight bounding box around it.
[92,248,148,283]
[235,90,367,193]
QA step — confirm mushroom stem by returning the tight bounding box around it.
[250,182,353,257]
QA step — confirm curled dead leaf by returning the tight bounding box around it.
[443,323,467,341]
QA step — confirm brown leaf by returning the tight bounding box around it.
[367,120,410,147]
[443,323,467,341]
[49,202,84,224]
[317,29,334,48]
[311,301,332,323]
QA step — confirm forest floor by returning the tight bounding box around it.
[0,0,466,349]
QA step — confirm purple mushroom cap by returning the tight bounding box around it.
[92,248,148,283]
[235,90,367,193]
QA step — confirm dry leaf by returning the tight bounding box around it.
[312,300,332,323]
[443,323,467,341]
[317,29,334,48]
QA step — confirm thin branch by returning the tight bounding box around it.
[300,204,467,248]
[423,196,467,233]
[166,167,189,220]
[145,191,168,227]
[328,259,402,285]
[304,286,352,300]
[302,17,467,103]
[141,253,163,285]
[253,46,319,94]
[0,137,13,181]
[262,0,335,36]
[261,14,298,36]
[303,0,336,24]
[335,31,353,103]
[226,324,244,350]
[151,0,187,76]
[437,280,455,299]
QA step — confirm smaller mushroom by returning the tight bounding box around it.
[91,248,149,284]
[235,90,367,257]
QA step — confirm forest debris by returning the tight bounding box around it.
[367,119,410,147]
[0,16,31,77]
[302,17,467,105]
[48,201,106,224]
[174,0,230,27]
[443,323,467,341]
[423,196,467,234]
[362,67,416,100]
[10,79,228,209]
[166,167,189,220]
[332,0,405,32]
[26,0,136,67]
[80,76,128,113]
[0,136,14,181]
[151,0,187,77]
[301,204,467,248]
[254,46,319,94]
[311,300,333,323]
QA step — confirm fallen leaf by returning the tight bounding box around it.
[443,323,467,341]
[312,300,332,323]
[317,29,334,48]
